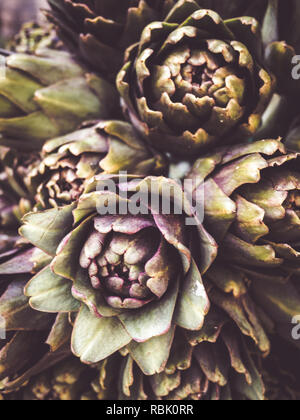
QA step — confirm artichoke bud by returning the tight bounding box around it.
[80,226,177,309]
[187,139,300,350]
[0,49,119,151]
[117,4,274,156]
[29,120,168,209]
[21,175,217,369]
[188,139,300,270]
[7,22,63,54]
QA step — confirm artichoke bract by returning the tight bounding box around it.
[187,139,300,345]
[118,320,266,400]
[21,175,217,373]
[188,139,299,270]
[0,49,119,151]
[117,0,274,157]
[0,238,73,392]
[28,120,167,209]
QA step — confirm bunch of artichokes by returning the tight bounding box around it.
[0,0,300,401]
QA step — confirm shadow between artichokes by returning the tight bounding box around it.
[20,175,217,375]
[187,139,300,348]
[117,0,274,157]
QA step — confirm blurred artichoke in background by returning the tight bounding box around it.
[28,120,167,209]
[7,22,63,54]
[117,0,274,157]
[21,175,217,372]
[0,48,119,151]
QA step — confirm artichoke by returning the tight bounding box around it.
[0,48,119,151]
[20,175,218,373]
[46,0,177,79]
[7,22,63,54]
[45,0,270,80]
[28,120,167,209]
[187,139,300,348]
[117,0,274,157]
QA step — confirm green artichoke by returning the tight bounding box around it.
[46,0,177,79]
[187,139,300,348]
[28,120,167,209]
[21,175,218,373]
[117,0,274,157]
[7,22,63,54]
[46,0,269,80]
[0,48,119,151]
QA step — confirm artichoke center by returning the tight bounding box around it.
[149,44,247,131]
[80,226,163,309]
